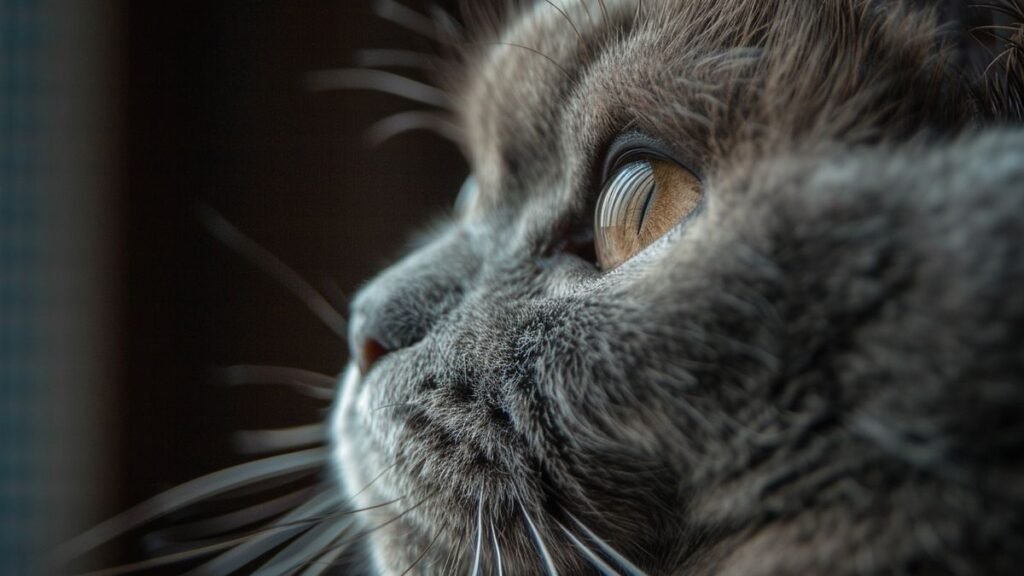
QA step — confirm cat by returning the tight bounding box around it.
[332,0,1024,574]
[57,0,1024,574]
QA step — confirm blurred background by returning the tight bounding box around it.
[1,0,466,572]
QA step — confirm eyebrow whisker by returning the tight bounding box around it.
[366,111,464,147]
[197,205,349,340]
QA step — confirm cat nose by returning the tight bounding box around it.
[349,311,394,376]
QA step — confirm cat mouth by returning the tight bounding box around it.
[333,361,523,495]
[331,353,653,574]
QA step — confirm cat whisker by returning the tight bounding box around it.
[595,0,610,24]
[575,0,596,30]
[144,486,316,545]
[366,111,463,147]
[372,401,419,413]
[440,529,466,576]
[427,3,465,43]
[53,448,328,564]
[197,205,349,340]
[144,494,385,573]
[348,460,403,504]
[557,521,621,576]
[520,502,560,576]
[489,520,504,576]
[492,42,572,80]
[234,423,327,455]
[398,523,445,576]
[174,493,408,574]
[470,494,484,576]
[71,532,271,576]
[970,2,1024,21]
[74,496,394,575]
[983,45,1018,79]
[250,516,355,575]
[217,364,337,401]
[565,512,647,576]
[372,0,450,44]
[317,493,435,561]
[184,489,343,575]
[973,23,1024,35]
[542,0,591,63]
[296,537,349,576]
[355,49,440,71]
[307,68,451,109]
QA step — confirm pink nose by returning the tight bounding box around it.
[357,336,390,376]
[350,311,393,376]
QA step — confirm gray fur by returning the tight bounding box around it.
[332,1,1024,574]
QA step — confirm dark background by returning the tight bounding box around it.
[97,0,465,567]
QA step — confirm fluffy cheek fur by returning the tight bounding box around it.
[333,131,1024,575]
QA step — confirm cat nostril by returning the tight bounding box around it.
[358,337,391,376]
[350,310,394,376]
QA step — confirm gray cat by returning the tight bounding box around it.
[58,0,1024,574]
[334,0,1024,574]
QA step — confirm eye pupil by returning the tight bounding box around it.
[593,157,703,270]
[637,177,657,233]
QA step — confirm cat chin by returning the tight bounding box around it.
[331,363,399,514]
[331,364,394,573]
[330,364,362,498]
[330,364,446,575]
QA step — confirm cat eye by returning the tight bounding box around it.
[594,157,703,270]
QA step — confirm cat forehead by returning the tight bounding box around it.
[457,0,957,206]
[457,0,854,189]
[459,0,637,196]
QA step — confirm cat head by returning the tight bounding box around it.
[332,1,1024,574]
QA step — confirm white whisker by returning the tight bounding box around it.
[70,532,264,576]
[53,448,328,564]
[566,512,647,576]
[558,521,620,576]
[490,521,504,576]
[427,4,465,42]
[251,516,354,575]
[197,205,349,339]
[184,489,341,575]
[306,69,450,108]
[372,0,447,43]
[399,526,444,576]
[298,538,349,576]
[234,424,327,455]
[219,364,337,401]
[146,487,315,544]
[367,111,462,146]
[355,49,438,70]
[470,495,484,576]
[521,503,560,576]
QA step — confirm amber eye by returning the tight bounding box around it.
[594,158,703,270]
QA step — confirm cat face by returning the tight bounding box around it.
[332,1,1023,574]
